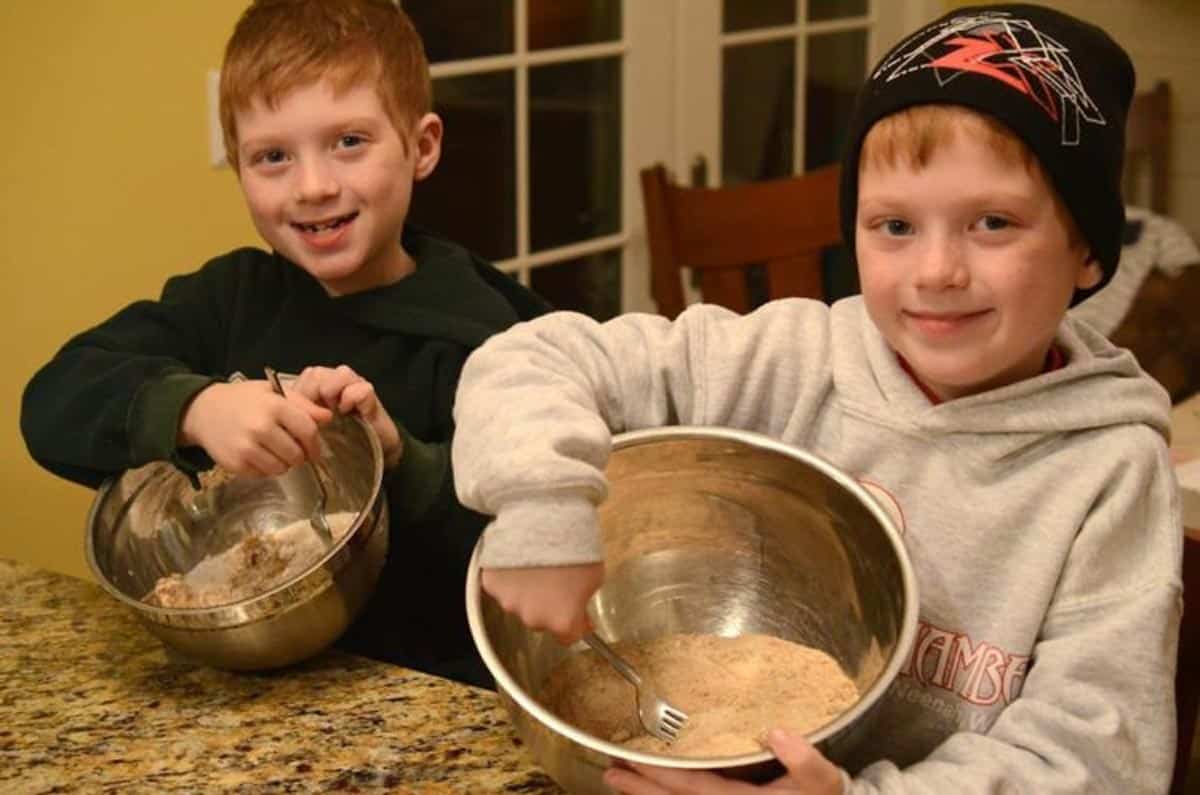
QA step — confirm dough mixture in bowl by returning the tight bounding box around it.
[540,632,858,757]
[143,511,357,608]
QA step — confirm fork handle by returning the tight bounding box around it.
[264,366,330,500]
[583,632,642,687]
[265,367,334,546]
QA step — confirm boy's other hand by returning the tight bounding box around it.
[292,365,402,468]
[481,562,604,645]
[604,729,844,795]
[179,380,332,478]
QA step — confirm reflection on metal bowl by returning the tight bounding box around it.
[86,413,387,671]
[467,426,918,794]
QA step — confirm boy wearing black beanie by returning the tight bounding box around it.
[449,5,1182,793]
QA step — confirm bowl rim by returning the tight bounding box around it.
[465,424,920,769]
[84,413,385,622]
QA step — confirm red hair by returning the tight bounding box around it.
[218,0,430,171]
[860,105,1082,243]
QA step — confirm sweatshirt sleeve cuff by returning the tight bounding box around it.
[127,372,218,470]
[387,423,452,523]
[479,496,604,568]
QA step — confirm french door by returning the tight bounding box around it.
[403,1,929,317]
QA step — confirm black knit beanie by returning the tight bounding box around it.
[839,4,1135,305]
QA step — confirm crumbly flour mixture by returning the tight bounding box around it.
[540,632,858,757]
[144,511,357,608]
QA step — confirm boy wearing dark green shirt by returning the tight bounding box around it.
[20,0,549,686]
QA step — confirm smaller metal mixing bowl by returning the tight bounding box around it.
[86,412,387,671]
[467,426,919,794]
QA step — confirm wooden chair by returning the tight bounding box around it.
[639,163,842,318]
[1175,532,1200,795]
[1123,80,1171,215]
[1109,79,1200,405]
[1108,262,1200,404]
[1102,78,1200,795]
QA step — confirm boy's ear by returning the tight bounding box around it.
[412,112,443,181]
[1075,253,1103,290]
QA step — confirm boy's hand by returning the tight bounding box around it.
[481,562,604,645]
[179,380,332,478]
[603,730,844,795]
[292,365,402,468]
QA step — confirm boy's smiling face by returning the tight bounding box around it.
[235,79,441,296]
[855,130,1102,402]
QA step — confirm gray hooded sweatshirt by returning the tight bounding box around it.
[452,296,1182,794]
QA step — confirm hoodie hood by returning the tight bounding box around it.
[830,297,1171,464]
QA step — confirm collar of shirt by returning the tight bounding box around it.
[897,345,1066,406]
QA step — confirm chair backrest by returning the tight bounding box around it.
[1109,79,1200,403]
[1124,79,1170,214]
[639,163,842,318]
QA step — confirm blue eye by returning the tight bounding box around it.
[248,148,287,166]
[979,215,1011,231]
[883,219,912,236]
[338,134,365,148]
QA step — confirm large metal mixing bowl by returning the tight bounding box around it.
[86,412,387,671]
[467,426,918,794]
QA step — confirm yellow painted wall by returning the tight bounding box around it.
[0,2,257,579]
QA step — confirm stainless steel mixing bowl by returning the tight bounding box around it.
[86,412,387,671]
[467,426,919,794]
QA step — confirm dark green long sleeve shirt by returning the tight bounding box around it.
[21,227,551,683]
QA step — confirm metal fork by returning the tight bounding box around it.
[583,632,689,743]
[264,367,333,547]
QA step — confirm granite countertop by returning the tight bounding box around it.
[0,558,563,794]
